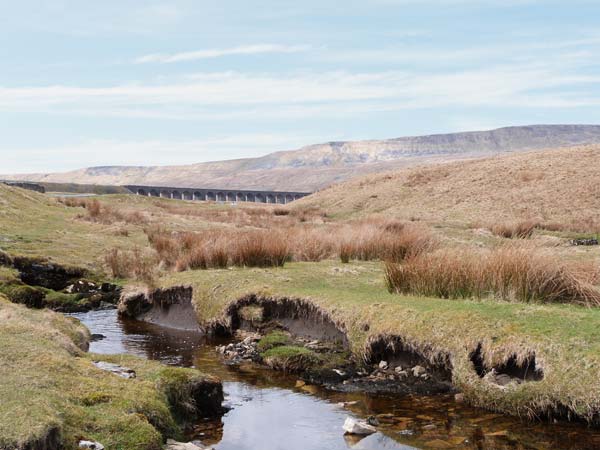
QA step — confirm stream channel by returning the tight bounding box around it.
[70,309,600,450]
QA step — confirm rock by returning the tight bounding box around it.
[79,441,104,450]
[337,400,359,408]
[90,333,105,342]
[378,361,388,370]
[165,440,208,450]
[333,369,346,377]
[394,365,403,373]
[343,417,377,435]
[93,361,136,379]
[570,238,599,246]
[68,280,98,294]
[367,415,380,426]
[295,380,306,387]
[454,393,465,403]
[412,365,426,377]
[422,423,437,430]
[395,370,408,379]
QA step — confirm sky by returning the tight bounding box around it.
[1,0,600,174]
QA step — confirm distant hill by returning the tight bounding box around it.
[294,144,600,225]
[4,125,600,192]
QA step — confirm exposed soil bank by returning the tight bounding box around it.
[0,252,121,312]
[119,286,202,331]
[76,307,600,450]
[218,294,348,346]
[118,282,600,426]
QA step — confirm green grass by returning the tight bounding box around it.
[261,345,322,372]
[161,260,600,423]
[4,184,600,423]
[0,295,218,450]
[257,331,292,352]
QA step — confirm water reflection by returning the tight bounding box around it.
[70,309,600,450]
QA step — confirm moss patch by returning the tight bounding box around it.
[261,345,322,372]
[257,331,292,352]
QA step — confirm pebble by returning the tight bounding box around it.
[92,361,136,379]
[79,441,104,450]
[342,417,377,435]
[378,360,389,370]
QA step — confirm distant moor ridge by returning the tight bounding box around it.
[4,125,600,192]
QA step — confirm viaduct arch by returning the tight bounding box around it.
[124,185,310,205]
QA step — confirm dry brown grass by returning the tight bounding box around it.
[385,245,600,306]
[489,219,540,239]
[60,197,148,225]
[152,201,326,228]
[104,247,157,284]
[141,217,434,272]
[295,145,600,225]
[336,219,436,263]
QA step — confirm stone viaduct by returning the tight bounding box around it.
[124,185,311,204]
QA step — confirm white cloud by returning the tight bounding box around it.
[1,64,599,121]
[134,44,310,64]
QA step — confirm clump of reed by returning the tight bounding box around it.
[489,220,539,239]
[104,247,157,285]
[384,245,600,307]
[145,228,291,271]
[144,218,436,272]
[337,219,436,263]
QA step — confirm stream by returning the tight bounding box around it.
[71,309,600,450]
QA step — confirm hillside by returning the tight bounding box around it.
[4,124,600,192]
[295,144,600,226]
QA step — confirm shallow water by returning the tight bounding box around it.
[71,309,600,450]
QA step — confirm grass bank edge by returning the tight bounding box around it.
[0,295,222,450]
[160,260,600,424]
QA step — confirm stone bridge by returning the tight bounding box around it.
[124,185,310,204]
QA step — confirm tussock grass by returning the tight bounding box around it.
[384,246,600,306]
[337,220,436,263]
[489,219,539,239]
[142,218,433,273]
[104,247,158,284]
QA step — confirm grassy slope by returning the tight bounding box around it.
[3,181,600,423]
[0,185,240,270]
[0,184,147,270]
[0,294,218,450]
[296,145,600,224]
[161,261,600,421]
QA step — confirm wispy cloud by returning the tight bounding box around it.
[1,62,599,121]
[134,44,310,64]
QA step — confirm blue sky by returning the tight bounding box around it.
[1,0,600,173]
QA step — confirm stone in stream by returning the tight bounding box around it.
[93,361,136,379]
[343,417,377,435]
[165,440,213,450]
[411,365,427,377]
[378,360,388,370]
[79,441,104,450]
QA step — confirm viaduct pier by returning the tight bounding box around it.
[124,185,311,204]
